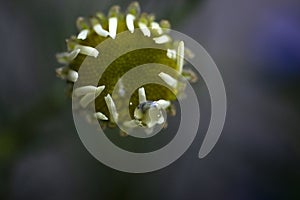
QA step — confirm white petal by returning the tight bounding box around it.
[55,67,66,79]
[79,93,96,108]
[157,115,165,124]
[138,87,147,103]
[94,112,108,120]
[67,70,78,82]
[79,85,105,108]
[126,14,135,33]
[145,120,156,128]
[118,79,125,97]
[56,49,80,64]
[77,29,89,40]
[95,85,105,96]
[93,24,110,37]
[177,41,184,74]
[123,120,141,128]
[74,86,97,97]
[67,49,81,60]
[153,35,170,44]
[75,45,99,58]
[138,22,150,37]
[134,108,143,120]
[151,22,163,35]
[145,127,154,135]
[85,114,94,124]
[158,72,177,88]
[144,107,161,128]
[167,49,176,60]
[109,17,118,39]
[156,100,170,109]
[104,94,118,122]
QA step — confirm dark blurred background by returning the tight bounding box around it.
[1,0,300,199]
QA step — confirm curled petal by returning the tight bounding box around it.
[156,100,170,109]
[80,93,96,108]
[126,14,135,33]
[75,45,99,58]
[177,41,184,74]
[138,87,147,103]
[94,112,108,120]
[109,17,118,39]
[123,119,142,128]
[138,22,151,37]
[74,85,97,96]
[143,106,164,128]
[77,29,89,40]
[104,94,118,122]
[93,24,110,37]
[67,70,78,82]
[167,49,176,60]
[158,72,177,88]
[56,49,80,64]
[79,85,105,108]
[151,22,163,35]
[153,35,170,44]
[127,2,141,16]
[134,108,143,120]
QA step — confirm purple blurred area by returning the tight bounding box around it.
[0,0,299,200]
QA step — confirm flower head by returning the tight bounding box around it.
[56,2,196,134]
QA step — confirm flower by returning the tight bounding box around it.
[56,2,196,134]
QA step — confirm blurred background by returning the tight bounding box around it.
[1,0,299,199]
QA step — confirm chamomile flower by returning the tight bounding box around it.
[56,2,196,134]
